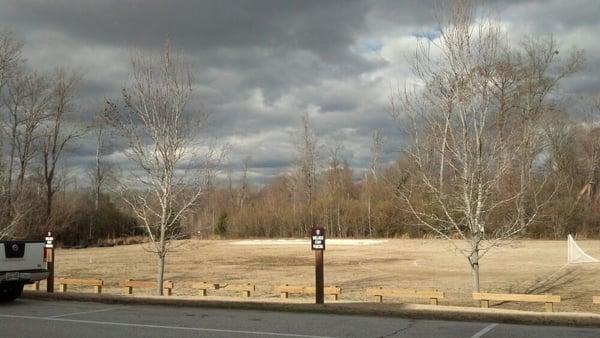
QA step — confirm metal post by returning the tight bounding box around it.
[311,227,325,305]
[45,232,54,293]
[315,250,324,304]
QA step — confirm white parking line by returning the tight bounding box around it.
[45,306,123,318]
[470,323,498,338]
[0,314,334,338]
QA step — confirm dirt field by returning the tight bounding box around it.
[44,239,600,313]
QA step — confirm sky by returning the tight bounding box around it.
[0,0,599,186]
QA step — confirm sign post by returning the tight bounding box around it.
[45,232,54,293]
[311,227,325,304]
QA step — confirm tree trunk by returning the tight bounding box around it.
[336,205,341,238]
[367,196,372,238]
[6,123,17,203]
[17,158,27,196]
[157,223,167,296]
[94,131,102,213]
[469,247,481,292]
[45,181,53,218]
[157,254,165,296]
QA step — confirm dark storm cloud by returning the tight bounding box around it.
[0,0,370,60]
[0,0,379,102]
[1,0,599,183]
[66,1,374,126]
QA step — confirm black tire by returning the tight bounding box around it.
[0,283,24,302]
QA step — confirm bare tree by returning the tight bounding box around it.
[512,38,584,230]
[0,30,23,237]
[325,140,344,236]
[393,1,581,292]
[104,41,220,295]
[3,70,51,198]
[365,130,384,237]
[89,112,110,213]
[292,112,319,234]
[84,110,115,241]
[41,69,83,226]
[1,68,51,237]
[575,94,600,205]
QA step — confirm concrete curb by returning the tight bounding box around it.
[22,290,600,328]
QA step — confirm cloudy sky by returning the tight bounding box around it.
[1,0,599,185]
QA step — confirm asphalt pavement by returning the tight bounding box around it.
[1,298,600,337]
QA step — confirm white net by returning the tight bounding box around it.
[568,234,598,264]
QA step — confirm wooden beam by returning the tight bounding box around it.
[56,278,103,294]
[220,283,255,297]
[57,278,104,287]
[366,288,444,304]
[472,292,560,303]
[120,279,173,296]
[192,282,220,296]
[472,292,559,312]
[274,285,341,300]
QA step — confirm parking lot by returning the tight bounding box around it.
[1,298,600,337]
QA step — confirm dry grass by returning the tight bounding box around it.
[44,239,600,313]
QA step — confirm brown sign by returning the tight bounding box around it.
[311,227,325,250]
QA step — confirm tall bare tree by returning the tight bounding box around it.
[325,141,344,236]
[3,70,51,198]
[0,30,23,237]
[292,112,319,234]
[512,38,583,229]
[574,94,600,205]
[104,41,219,295]
[1,68,52,237]
[90,112,109,213]
[365,130,384,237]
[42,69,83,226]
[84,110,114,241]
[393,0,581,292]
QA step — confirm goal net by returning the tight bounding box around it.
[568,234,598,264]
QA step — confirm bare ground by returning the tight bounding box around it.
[40,239,600,313]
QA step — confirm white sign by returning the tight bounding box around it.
[45,236,54,248]
[311,227,325,250]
